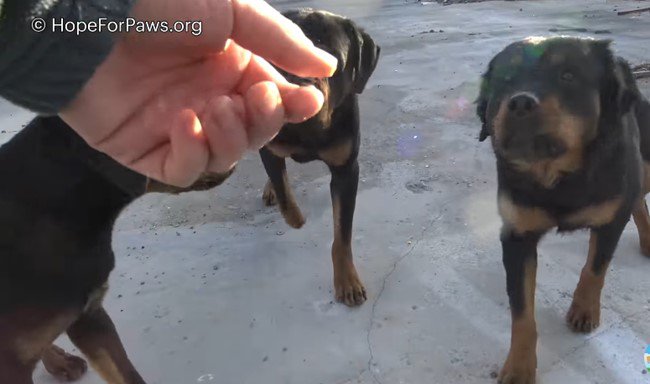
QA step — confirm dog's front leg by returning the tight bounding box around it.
[499,230,540,384]
[259,147,305,229]
[567,221,625,333]
[329,160,366,306]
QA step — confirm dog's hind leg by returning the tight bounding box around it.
[67,306,145,384]
[632,198,650,257]
[259,147,305,229]
[329,160,366,307]
[42,344,88,382]
[0,308,78,384]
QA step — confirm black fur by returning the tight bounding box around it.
[0,116,225,383]
[478,36,650,382]
[260,9,380,307]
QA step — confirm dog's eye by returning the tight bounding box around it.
[561,71,575,82]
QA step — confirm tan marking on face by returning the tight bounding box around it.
[507,95,599,188]
[319,140,353,167]
[15,313,77,364]
[88,349,127,384]
[564,197,623,227]
[513,154,582,189]
[498,194,555,234]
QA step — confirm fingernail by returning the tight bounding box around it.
[313,48,338,76]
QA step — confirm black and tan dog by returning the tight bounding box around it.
[3,9,379,382]
[260,9,380,306]
[0,116,227,384]
[477,36,650,384]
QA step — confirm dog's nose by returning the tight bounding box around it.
[508,93,538,116]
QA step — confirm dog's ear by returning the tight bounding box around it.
[476,61,493,142]
[349,24,380,94]
[593,40,638,121]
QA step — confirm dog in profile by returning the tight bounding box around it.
[261,9,380,306]
[477,36,650,383]
[0,116,227,383]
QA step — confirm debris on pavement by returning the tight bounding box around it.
[633,64,650,80]
[617,6,650,16]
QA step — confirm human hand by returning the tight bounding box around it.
[60,0,337,186]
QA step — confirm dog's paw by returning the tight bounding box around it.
[566,300,600,333]
[498,353,536,384]
[282,207,306,229]
[42,345,88,382]
[334,270,367,307]
[262,181,277,206]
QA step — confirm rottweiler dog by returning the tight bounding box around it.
[477,36,650,384]
[0,116,227,384]
[261,9,380,307]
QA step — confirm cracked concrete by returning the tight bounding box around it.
[0,0,643,383]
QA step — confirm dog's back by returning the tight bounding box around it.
[615,58,650,165]
[0,117,146,310]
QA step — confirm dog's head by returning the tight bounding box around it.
[283,9,381,101]
[476,37,637,185]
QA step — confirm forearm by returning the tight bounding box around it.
[0,0,135,115]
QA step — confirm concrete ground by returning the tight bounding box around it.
[12,0,650,383]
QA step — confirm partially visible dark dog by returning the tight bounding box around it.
[0,116,228,383]
[477,36,650,384]
[261,9,380,306]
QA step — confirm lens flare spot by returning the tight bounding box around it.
[192,117,203,136]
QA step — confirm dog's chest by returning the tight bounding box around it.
[266,118,342,163]
[499,193,625,234]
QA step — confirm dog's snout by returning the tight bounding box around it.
[533,135,566,158]
[508,93,539,116]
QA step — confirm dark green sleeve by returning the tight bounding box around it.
[0,0,136,115]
